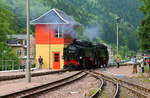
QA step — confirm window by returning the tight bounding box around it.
[54,53,59,62]
[24,48,27,56]
[17,40,23,44]
[55,26,63,38]
[24,40,27,45]
[16,49,22,56]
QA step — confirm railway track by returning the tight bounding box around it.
[0,71,87,98]
[86,71,104,98]
[87,71,119,98]
[92,71,150,98]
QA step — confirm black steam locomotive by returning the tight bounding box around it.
[63,39,109,69]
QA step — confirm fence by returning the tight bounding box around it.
[0,60,35,71]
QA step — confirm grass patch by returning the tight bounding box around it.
[88,88,99,97]
[101,92,110,98]
[135,74,150,82]
[144,66,150,73]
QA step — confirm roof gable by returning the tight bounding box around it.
[31,8,80,26]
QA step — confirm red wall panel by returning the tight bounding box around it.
[35,24,65,44]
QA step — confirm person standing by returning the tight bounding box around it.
[146,57,150,70]
[139,57,144,73]
[132,56,138,73]
[38,56,43,69]
[116,56,121,68]
[21,59,26,72]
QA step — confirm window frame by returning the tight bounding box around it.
[55,26,63,38]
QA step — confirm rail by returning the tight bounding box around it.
[92,71,150,98]
[1,71,87,98]
[85,71,105,98]
[89,71,119,98]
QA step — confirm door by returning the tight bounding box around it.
[53,52,60,69]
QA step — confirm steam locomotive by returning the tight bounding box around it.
[63,39,109,69]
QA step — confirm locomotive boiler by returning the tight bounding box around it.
[63,39,109,69]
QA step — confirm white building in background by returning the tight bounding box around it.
[101,43,114,64]
[107,45,114,64]
[7,34,35,61]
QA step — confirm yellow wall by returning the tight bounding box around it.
[36,44,50,69]
[36,44,64,69]
[49,44,64,69]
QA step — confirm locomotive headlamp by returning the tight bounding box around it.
[80,56,82,59]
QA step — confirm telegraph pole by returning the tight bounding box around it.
[116,22,119,55]
[116,17,120,55]
[26,0,31,82]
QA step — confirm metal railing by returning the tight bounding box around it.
[0,60,35,71]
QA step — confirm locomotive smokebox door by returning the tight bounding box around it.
[53,52,60,69]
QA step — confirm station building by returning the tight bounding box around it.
[31,8,80,69]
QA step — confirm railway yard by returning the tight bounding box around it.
[0,0,150,98]
[0,65,149,98]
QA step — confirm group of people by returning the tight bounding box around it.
[115,56,150,74]
[131,56,150,74]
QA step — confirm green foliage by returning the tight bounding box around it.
[139,0,150,53]
[88,88,99,97]
[0,0,144,57]
[0,42,19,60]
[0,2,14,41]
[100,0,143,26]
[67,0,142,51]
[111,44,132,59]
[0,1,19,60]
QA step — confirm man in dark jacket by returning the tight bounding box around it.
[38,56,43,69]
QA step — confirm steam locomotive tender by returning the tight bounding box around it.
[63,40,109,69]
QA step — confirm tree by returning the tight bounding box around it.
[0,2,14,42]
[139,0,150,53]
[0,1,18,59]
[1,0,143,53]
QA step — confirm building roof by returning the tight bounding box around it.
[7,34,33,40]
[7,38,19,45]
[30,8,80,26]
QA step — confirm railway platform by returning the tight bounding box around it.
[106,65,141,77]
[106,65,150,78]
[0,69,51,77]
[0,69,68,81]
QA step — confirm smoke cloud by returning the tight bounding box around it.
[83,26,102,40]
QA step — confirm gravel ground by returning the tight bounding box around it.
[118,76,150,89]
[99,81,115,98]
[95,67,150,98]
[96,66,150,89]
[30,75,99,98]
[0,71,81,96]
[119,87,139,98]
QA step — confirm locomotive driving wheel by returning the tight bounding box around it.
[82,59,86,68]
[96,60,100,68]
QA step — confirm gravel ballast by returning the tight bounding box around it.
[31,75,99,98]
